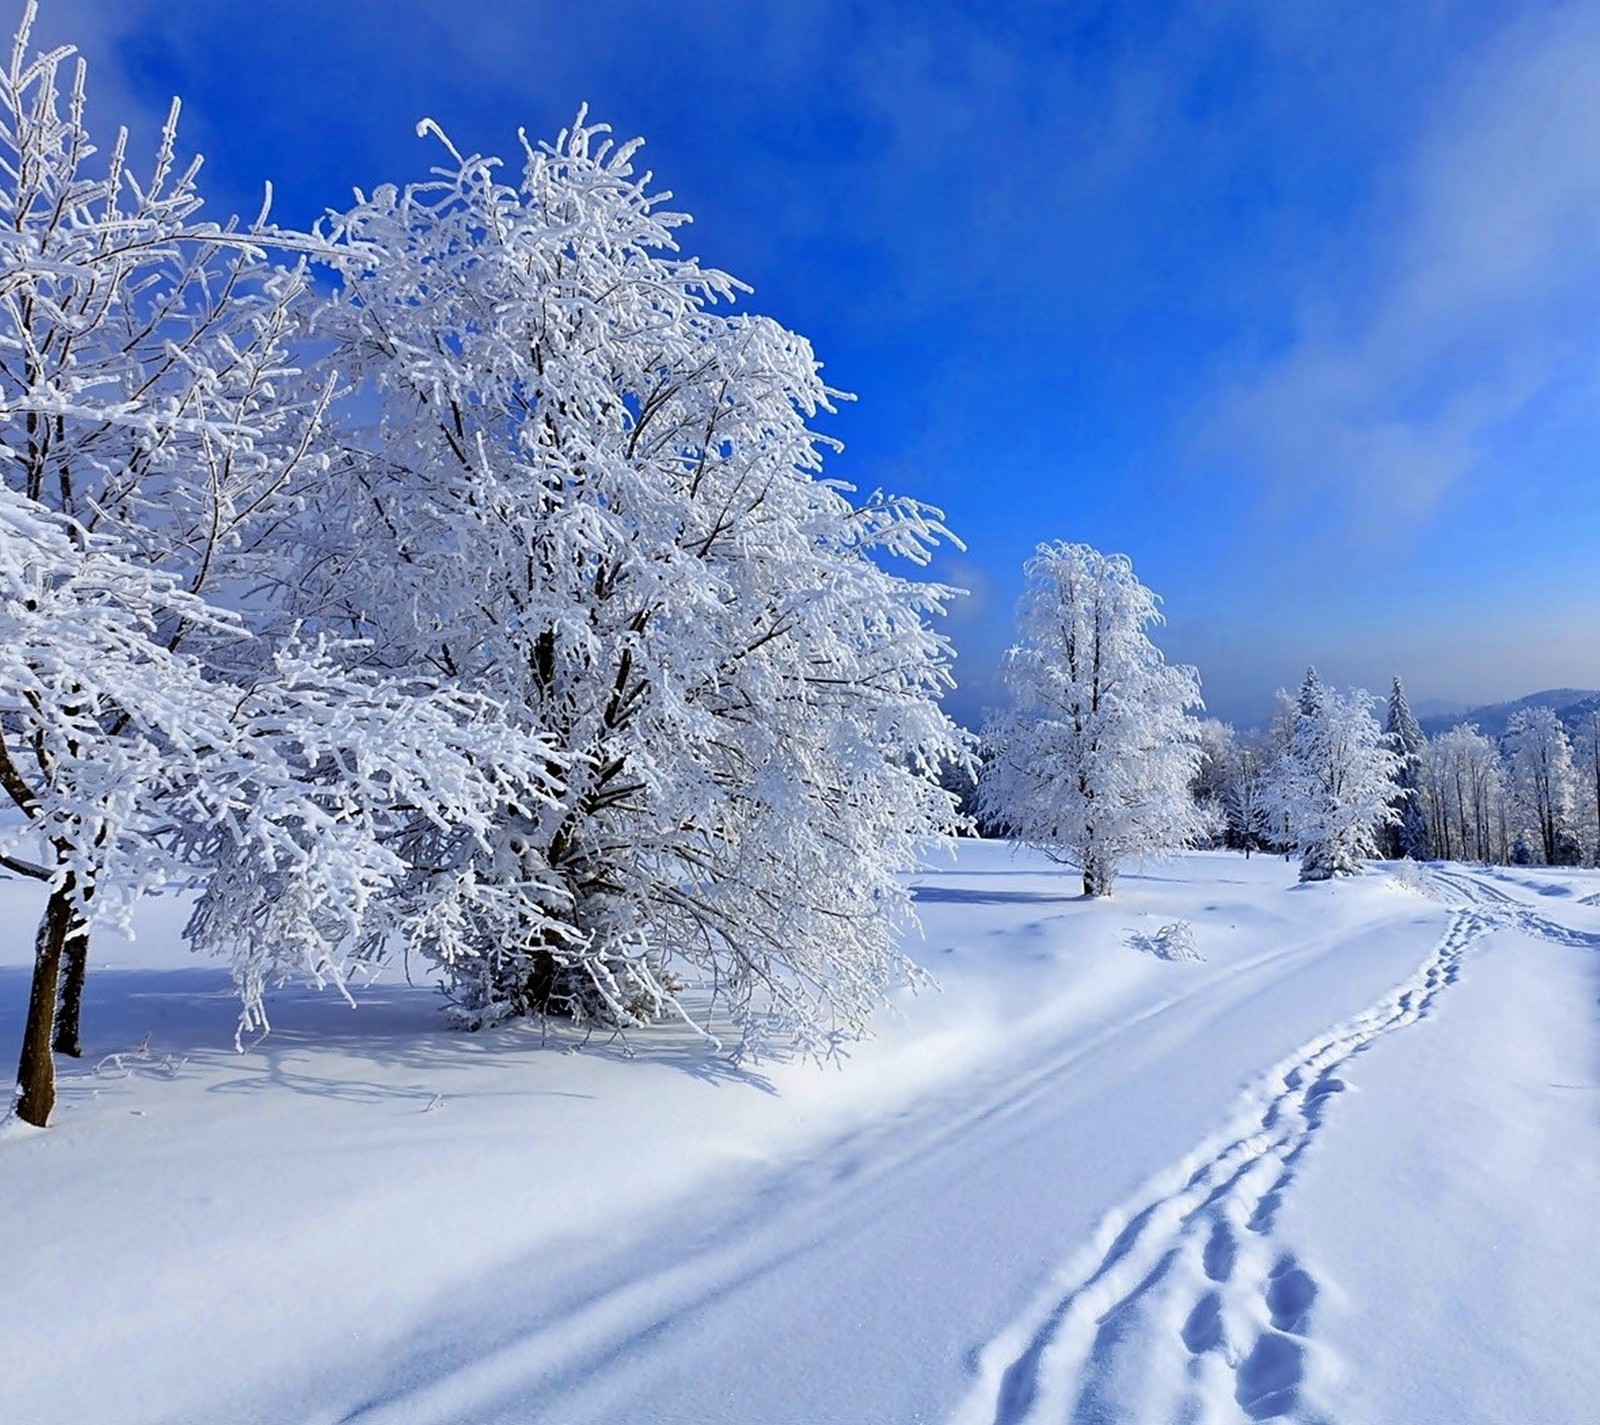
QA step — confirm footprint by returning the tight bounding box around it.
[1234,1332,1305,1420]
[1301,1075,1345,1125]
[953,904,1496,1425]
[1181,1290,1223,1353]
[1247,1172,1291,1234]
[1266,1254,1317,1333]
[1202,1219,1236,1282]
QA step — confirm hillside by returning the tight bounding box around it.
[1417,687,1600,739]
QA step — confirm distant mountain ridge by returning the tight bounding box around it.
[1417,688,1600,740]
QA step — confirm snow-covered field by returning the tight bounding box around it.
[3,843,1597,1424]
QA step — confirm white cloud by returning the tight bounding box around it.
[1204,3,1600,533]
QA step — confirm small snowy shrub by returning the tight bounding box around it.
[1131,920,1202,963]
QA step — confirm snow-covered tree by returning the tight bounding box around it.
[1274,669,1398,881]
[0,12,562,1125]
[290,112,967,1055]
[1570,706,1600,866]
[977,542,1206,896]
[1382,677,1430,859]
[1422,724,1506,864]
[0,4,339,1072]
[1221,732,1275,857]
[1262,690,1300,860]
[1190,718,1236,848]
[2,491,561,1124]
[1504,706,1576,865]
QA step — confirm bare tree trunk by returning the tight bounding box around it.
[52,908,90,1057]
[1082,853,1112,897]
[16,881,76,1127]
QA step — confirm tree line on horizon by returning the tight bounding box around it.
[967,540,1599,887]
[1191,686,1600,872]
[970,543,1402,891]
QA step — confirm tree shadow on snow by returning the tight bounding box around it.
[913,886,1085,906]
[0,962,779,1116]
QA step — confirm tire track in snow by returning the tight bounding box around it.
[949,902,1495,1425]
[1428,863,1600,950]
[1417,864,1518,909]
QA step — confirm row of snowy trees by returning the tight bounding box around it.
[1418,705,1600,867]
[6,9,1588,1132]
[982,543,1600,883]
[1199,683,1600,872]
[0,13,966,1124]
[974,544,1402,893]
[972,541,1600,891]
[1194,677,1404,871]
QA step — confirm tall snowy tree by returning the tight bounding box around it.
[0,12,563,1125]
[1422,724,1507,865]
[1274,669,1399,881]
[1382,677,1431,859]
[1262,690,1300,860]
[1190,718,1237,848]
[0,4,327,1070]
[1221,732,1274,857]
[1568,706,1600,865]
[1504,706,1576,865]
[977,542,1206,896]
[290,113,967,1055]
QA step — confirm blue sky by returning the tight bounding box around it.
[34,0,1600,725]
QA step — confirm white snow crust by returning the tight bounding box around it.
[3,843,1597,1423]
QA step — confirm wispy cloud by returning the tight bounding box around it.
[1204,3,1600,534]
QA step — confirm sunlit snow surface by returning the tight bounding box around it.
[2,844,1597,1423]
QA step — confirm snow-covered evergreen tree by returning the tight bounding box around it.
[1274,669,1399,881]
[291,112,967,1055]
[1190,718,1236,848]
[1504,706,1576,865]
[977,542,1206,896]
[1382,677,1431,859]
[1262,690,1300,860]
[1221,732,1274,857]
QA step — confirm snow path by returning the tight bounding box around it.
[949,898,1491,1425]
[950,861,1600,1425]
[1282,867,1600,1425]
[322,864,1452,1425]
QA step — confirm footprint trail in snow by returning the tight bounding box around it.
[951,888,1499,1425]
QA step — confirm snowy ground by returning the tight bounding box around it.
[2,843,1597,1424]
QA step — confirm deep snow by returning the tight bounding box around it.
[2,844,1597,1424]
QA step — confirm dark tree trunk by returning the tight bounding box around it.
[16,882,76,1127]
[52,909,90,1057]
[523,946,560,1014]
[1082,855,1112,897]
